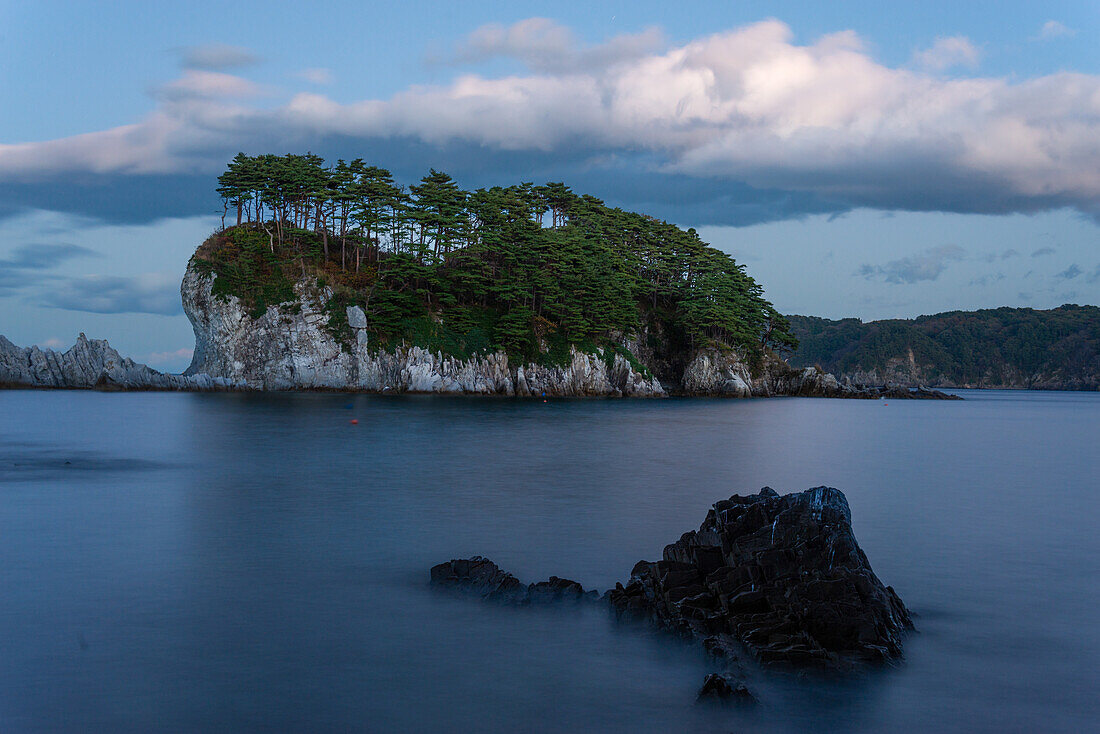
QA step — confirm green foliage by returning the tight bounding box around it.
[787,306,1100,387]
[199,152,798,364]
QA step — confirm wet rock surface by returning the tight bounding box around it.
[430,487,912,676]
[696,673,757,705]
[608,487,913,668]
[430,556,593,605]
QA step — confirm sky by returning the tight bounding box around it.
[1,0,1098,372]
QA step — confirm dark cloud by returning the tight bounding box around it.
[1055,264,1082,280]
[0,243,99,270]
[4,20,1100,227]
[1031,246,1056,257]
[0,243,99,295]
[858,245,966,285]
[41,274,181,316]
[969,273,1006,286]
[179,44,259,71]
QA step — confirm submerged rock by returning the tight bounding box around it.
[608,487,913,668]
[430,556,593,605]
[696,673,757,705]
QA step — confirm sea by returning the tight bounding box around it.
[0,389,1096,733]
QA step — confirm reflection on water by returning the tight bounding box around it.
[0,389,1096,733]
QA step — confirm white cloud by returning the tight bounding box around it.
[3,19,1100,218]
[180,43,259,70]
[143,347,193,365]
[452,17,665,73]
[912,36,981,71]
[1036,21,1076,41]
[297,67,334,85]
[858,245,967,284]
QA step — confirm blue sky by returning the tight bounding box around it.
[1,1,1098,370]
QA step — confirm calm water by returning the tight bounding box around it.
[0,389,1097,733]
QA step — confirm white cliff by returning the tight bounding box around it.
[181,266,665,396]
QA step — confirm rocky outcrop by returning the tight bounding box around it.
[430,487,913,671]
[430,557,593,605]
[680,348,959,399]
[182,266,665,396]
[0,333,238,391]
[609,487,913,668]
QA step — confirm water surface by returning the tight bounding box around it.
[0,389,1096,732]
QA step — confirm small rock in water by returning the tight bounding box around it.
[430,556,591,606]
[696,673,756,705]
[609,487,913,669]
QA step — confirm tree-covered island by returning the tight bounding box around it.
[197,152,797,368]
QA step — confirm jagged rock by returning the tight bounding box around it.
[696,674,757,705]
[0,334,240,391]
[608,487,913,669]
[429,557,592,605]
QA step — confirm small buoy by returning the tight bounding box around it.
[350,419,359,425]
[883,403,888,406]
[542,399,547,403]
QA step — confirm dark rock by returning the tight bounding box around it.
[430,556,592,606]
[696,673,757,705]
[608,487,913,669]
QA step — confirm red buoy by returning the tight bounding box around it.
[350,419,359,425]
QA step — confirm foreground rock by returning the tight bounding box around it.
[696,673,757,705]
[0,334,239,391]
[609,487,913,668]
[430,556,593,605]
[431,487,912,672]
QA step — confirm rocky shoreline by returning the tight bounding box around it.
[431,487,914,701]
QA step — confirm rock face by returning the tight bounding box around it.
[0,333,237,391]
[680,348,959,399]
[430,557,592,605]
[182,266,664,396]
[430,487,912,672]
[609,487,913,668]
[181,263,957,398]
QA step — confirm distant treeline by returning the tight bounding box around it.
[787,306,1100,389]
[201,153,796,364]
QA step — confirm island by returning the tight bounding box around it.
[1,153,958,398]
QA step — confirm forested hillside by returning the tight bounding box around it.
[194,153,796,367]
[787,306,1100,390]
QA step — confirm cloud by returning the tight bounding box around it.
[0,243,99,270]
[1031,246,1057,257]
[142,347,193,365]
[1087,264,1100,284]
[982,248,1019,263]
[1055,263,1082,280]
[912,36,981,71]
[858,245,966,284]
[180,43,259,71]
[158,70,265,101]
[4,19,1100,224]
[297,67,334,85]
[451,17,665,73]
[1035,21,1076,41]
[969,273,1005,287]
[41,272,181,315]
